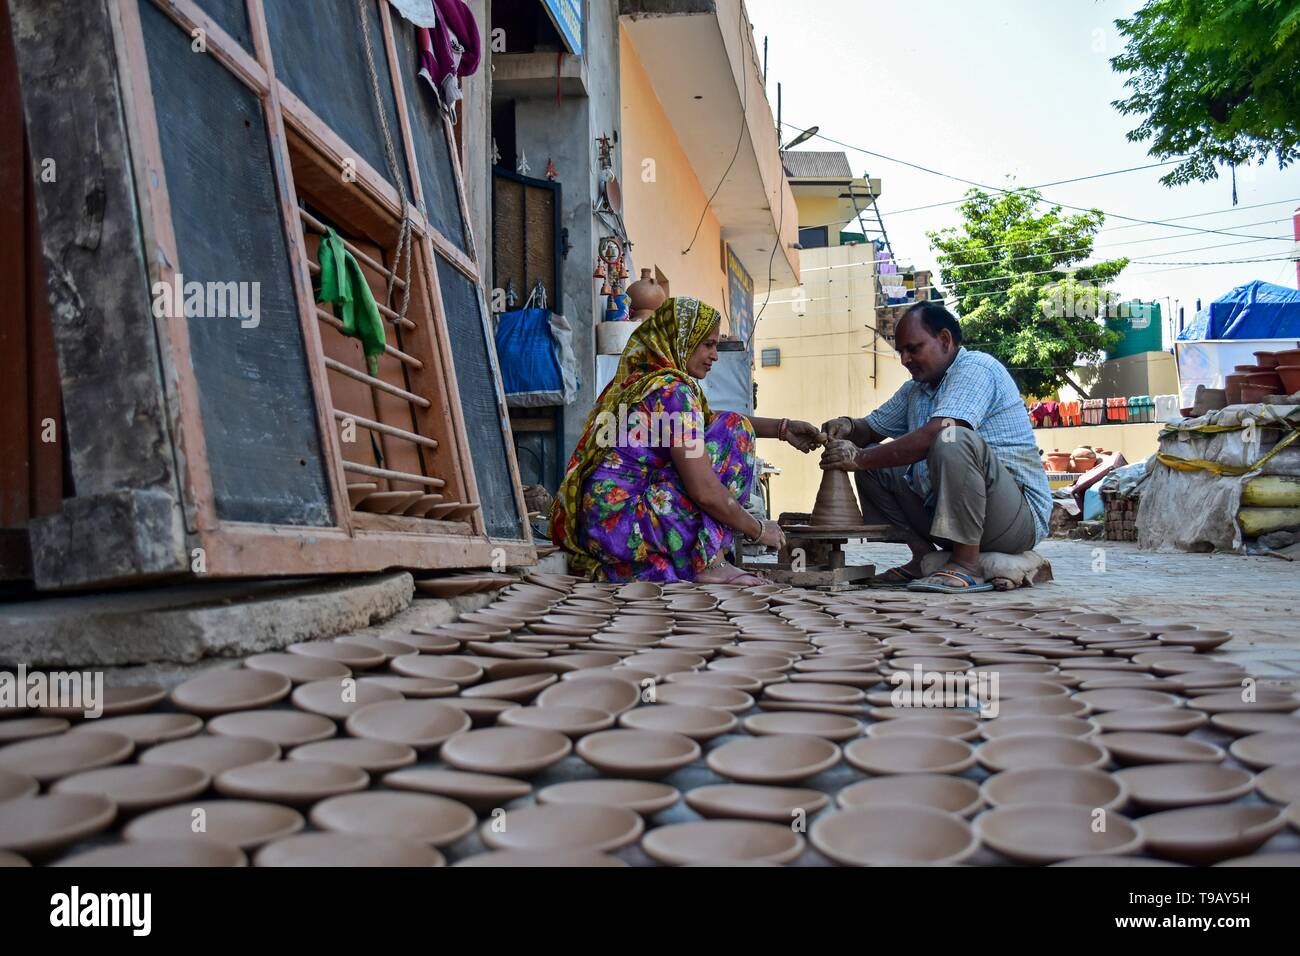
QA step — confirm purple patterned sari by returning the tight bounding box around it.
[578,380,756,582]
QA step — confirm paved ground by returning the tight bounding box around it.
[750,538,1300,684]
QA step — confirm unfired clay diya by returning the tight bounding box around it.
[837,774,982,817]
[811,806,978,866]
[480,804,643,853]
[979,766,1126,810]
[139,736,280,776]
[124,800,305,850]
[309,792,476,847]
[641,820,804,865]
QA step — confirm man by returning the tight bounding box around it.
[818,301,1052,593]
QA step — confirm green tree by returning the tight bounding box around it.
[927,189,1128,398]
[1111,0,1300,185]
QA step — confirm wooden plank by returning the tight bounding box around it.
[0,1,30,528]
[323,358,431,409]
[332,410,438,450]
[314,307,423,369]
[247,0,351,537]
[26,159,63,520]
[112,0,217,532]
[9,0,182,506]
[196,524,535,576]
[342,461,444,489]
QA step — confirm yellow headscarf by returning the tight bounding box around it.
[550,296,721,578]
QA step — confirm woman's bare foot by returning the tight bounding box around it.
[695,561,767,585]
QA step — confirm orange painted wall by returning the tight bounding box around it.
[618,28,734,329]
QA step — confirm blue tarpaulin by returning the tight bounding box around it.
[1178,280,1300,341]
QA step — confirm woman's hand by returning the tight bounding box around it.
[820,416,855,441]
[820,439,863,471]
[756,519,786,550]
[782,420,824,453]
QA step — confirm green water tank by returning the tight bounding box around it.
[1105,301,1163,360]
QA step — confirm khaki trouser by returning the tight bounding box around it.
[853,427,1037,554]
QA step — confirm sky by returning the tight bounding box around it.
[746,0,1299,345]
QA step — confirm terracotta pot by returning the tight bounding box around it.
[1233,364,1260,373]
[1238,383,1275,405]
[1044,451,1072,472]
[1277,365,1300,395]
[1223,374,1247,406]
[1274,347,1300,367]
[625,269,666,321]
[1069,446,1097,473]
[1242,371,1283,392]
[1254,351,1279,369]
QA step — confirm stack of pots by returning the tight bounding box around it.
[1264,347,1300,399]
[1227,346,1300,405]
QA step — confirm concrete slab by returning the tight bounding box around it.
[0,573,415,668]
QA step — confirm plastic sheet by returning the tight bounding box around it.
[1138,403,1300,552]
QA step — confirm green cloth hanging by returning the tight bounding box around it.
[316,226,387,376]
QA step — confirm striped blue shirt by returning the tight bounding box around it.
[866,347,1052,544]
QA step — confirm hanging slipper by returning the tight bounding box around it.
[907,568,993,594]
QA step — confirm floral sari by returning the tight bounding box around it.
[550,297,757,581]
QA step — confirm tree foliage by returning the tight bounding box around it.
[927,189,1128,398]
[1111,0,1300,185]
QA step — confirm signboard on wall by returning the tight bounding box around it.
[726,244,754,348]
[541,1,583,56]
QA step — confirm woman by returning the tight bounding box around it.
[551,296,823,583]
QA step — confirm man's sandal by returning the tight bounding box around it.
[869,565,921,589]
[906,568,993,594]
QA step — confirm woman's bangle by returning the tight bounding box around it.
[742,516,764,541]
[777,418,789,441]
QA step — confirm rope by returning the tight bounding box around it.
[358,0,416,321]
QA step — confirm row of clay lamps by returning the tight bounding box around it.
[1,576,1298,866]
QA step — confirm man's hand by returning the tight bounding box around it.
[820,439,863,471]
[783,420,824,453]
[820,416,855,441]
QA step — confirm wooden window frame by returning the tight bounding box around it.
[109,0,532,577]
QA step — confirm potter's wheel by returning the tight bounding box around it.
[778,523,895,538]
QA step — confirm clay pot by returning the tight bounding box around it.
[1242,370,1283,393]
[1239,383,1276,405]
[1223,375,1247,405]
[1254,351,1279,368]
[1044,450,1072,472]
[1277,365,1300,395]
[1274,347,1300,367]
[625,269,667,321]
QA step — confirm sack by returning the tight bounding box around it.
[494,307,578,407]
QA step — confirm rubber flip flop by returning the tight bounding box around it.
[868,566,921,589]
[906,569,993,594]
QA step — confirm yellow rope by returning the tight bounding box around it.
[1157,426,1300,476]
